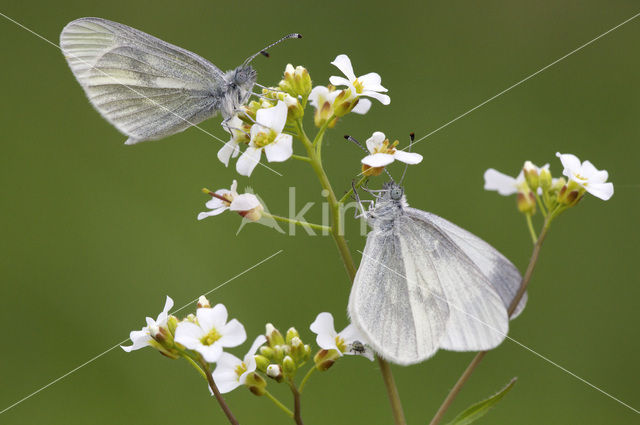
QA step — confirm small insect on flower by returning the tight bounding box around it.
[310,312,374,361]
[60,17,301,145]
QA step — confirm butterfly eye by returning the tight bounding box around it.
[390,187,403,200]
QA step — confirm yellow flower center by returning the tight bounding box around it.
[353,79,364,94]
[335,335,347,353]
[373,139,398,155]
[573,173,588,185]
[200,327,222,346]
[254,129,277,148]
[234,362,247,378]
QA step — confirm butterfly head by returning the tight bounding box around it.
[382,181,405,201]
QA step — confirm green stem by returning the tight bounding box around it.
[338,175,369,204]
[294,118,406,425]
[264,212,330,232]
[428,216,553,425]
[525,213,538,244]
[264,390,294,418]
[534,192,547,217]
[183,354,207,380]
[288,381,304,425]
[197,359,240,425]
[291,154,312,162]
[298,366,316,393]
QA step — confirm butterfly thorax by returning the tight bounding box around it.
[221,65,257,119]
[367,183,408,230]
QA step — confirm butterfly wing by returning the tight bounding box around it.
[348,225,450,365]
[399,211,510,351]
[60,17,226,144]
[406,208,526,317]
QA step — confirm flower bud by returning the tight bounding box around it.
[285,327,300,344]
[313,349,341,371]
[516,184,536,215]
[244,372,267,396]
[282,355,297,378]
[557,180,584,206]
[289,337,306,365]
[523,161,539,191]
[333,89,358,117]
[166,315,179,335]
[280,64,312,98]
[259,346,275,361]
[185,314,197,323]
[254,355,270,373]
[539,167,552,192]
[266,364,283,382]
[240,203,264,222]
[197,295,211,308]
[265,323,285,347]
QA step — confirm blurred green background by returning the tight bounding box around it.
[1,1,639,423]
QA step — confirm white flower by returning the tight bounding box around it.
[484,162,553,196]
[198,180,263,221]
[309,312,374,361]
[211,335,267,393]
[174,304,246,363]
[329,54,390,105]
[361,131,423,168]
[121,296,173,352]
[309,86,371,116]
[556,152,614,200]
[236,101,293,177]
[217,116,250,167]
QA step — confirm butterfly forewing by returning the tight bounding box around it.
[406,208,526,317]
[349,225,449,365]
[398,213,509,352]
[60,17,225,144]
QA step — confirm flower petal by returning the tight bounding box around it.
[221,318,247,348]
[230,194,261,212]
[217,141,240,167]
[360,90,390,105]
[556,152,581,175]
[198,343,223,363]
[581,160,609,183]
[365,131,386,153]
[244,335,268,365]
[197,207,228,220]
[256,101,288,134]
[174,322,205,348]
[338,324,366,344]
[264,134,293,163]
[358,72,387,92]
[586,182,614,200]
[212,353,243,393]
[198,304,228,333]
[121,329,151,352]
[331,54,356,82]
[361,153,395,167]
[236,146,262,177]
[328,76,352,88]
[310,312,337,338]
[483,169,518,196]
[352,98,372,115]
[393,151,423,165]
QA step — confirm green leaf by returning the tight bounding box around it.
[445,377,517,425]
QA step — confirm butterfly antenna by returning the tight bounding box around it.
[243,33,303,66]
[399,132,415,185]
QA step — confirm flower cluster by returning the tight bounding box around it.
[484,152,613,215]
[214,54,390,177]
[122,297,372,397]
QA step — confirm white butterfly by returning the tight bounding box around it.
[348,182,525,365]
[60,17,299,145]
